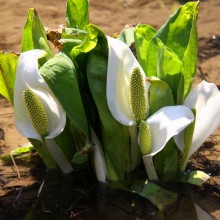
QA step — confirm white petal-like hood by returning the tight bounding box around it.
[174,80,220,158]
[147,105,194,156]
[106,36,149,126]
[14,49,66,141]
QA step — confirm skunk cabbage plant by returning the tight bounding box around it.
[107,37,194,180]
[14,49,73,174]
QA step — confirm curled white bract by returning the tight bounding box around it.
[175,80,220,159]
[14,49,66,141]
[145,105,194,156]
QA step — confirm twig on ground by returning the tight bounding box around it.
[10,152,20,179]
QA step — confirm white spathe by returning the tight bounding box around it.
[146,105,195,156]
[14,49,66,141]
[106,36,150,126]
[174,80,220,160]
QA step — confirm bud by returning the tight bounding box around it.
[139,120,151,155]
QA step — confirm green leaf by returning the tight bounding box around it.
[40,52,89,139]
[0,52,18,104]
[157,39,183,102]
[148,77,175,116]
[66,0,89,30]
[86,24,131,183]
[177,2,199,104]
[0,143,34,163]
[117,26,135,46]
[21,8,53,65]
[140,181,177,211]
[134,24,157,72]
[145,2,199,102]
[184,170,210,186]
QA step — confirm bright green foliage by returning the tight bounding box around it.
[157,39,183,102]
[143,2,199,103]
[130,67,148,123]
[139,120,151,155]
[0,52,18,104]
[66,0,89,30]
[23,89,49,137]
[134,24,157,72]
[21,8,53,65]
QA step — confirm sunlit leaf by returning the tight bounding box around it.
[145,2,199,103]
[184,170,210,186]
[134,24,156,72]
[66,0,89,30]
[0,52,18,104]
[157,39,183,102]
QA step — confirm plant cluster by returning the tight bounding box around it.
[0,0,220,213]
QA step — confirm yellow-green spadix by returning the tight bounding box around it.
[14,49,66,141]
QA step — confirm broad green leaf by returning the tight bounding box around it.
[21,8,53,65]
[66,0,89,30]
[146,2,199,102]
[40,52,89,139]
[157,38,183,102]
[117,26,135,46]
[0,52,18,104]
[86,24,131,183]
[148,77,175,116]
[134,24,157,72]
